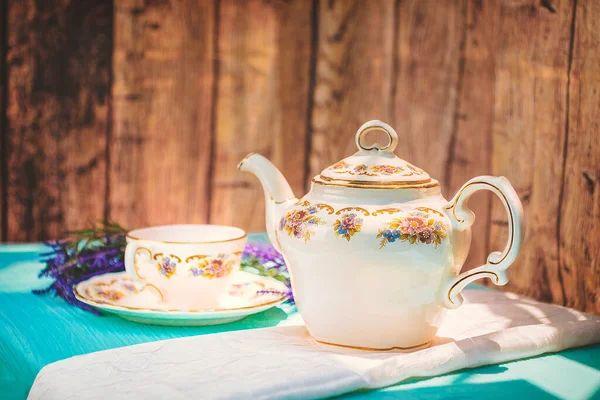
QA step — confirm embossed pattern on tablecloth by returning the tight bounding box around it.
[28,290,600,400]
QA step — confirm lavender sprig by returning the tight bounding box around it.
[241,243,294,303]
[34,222,128,314]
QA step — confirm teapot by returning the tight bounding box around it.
[238,120,524,351]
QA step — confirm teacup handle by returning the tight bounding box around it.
[124,243,166,304]
[441,176,524,308]
[124,242,150,281]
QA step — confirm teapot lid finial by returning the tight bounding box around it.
[315,120,437,189]
[355,120,399,152]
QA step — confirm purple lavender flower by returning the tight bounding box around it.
[33,224,129,314]
[256,289,293,298]
[242,242,293,303]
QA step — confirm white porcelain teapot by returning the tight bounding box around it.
[239,120,524,351]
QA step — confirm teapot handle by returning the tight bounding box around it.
[441,176,524,308]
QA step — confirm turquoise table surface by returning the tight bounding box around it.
[1,234,599,400]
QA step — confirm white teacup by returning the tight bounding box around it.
[124,224,247,310]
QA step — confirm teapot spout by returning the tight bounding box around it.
[238,153,297,251]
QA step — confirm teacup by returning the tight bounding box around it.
[124,224,247,310]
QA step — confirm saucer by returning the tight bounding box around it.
[74,271,289,326]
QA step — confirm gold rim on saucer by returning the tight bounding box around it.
[74,275,288,314]
[75,291,287,313]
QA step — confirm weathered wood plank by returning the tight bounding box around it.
[210,0,312,230]
[446,0,497,273]
[109,0,215,229]
[308,0,395,178]
[559,0,600,313]
[489,0,573,304]
[0,0,5,241]
[5,0,112,241]
[393,0,466,183]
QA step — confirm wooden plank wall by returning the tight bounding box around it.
[4,0,112,241]
[211,0,312,229]
[0,0,598,314]
[110,0,215,228]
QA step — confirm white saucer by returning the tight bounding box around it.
[74,271,289,326]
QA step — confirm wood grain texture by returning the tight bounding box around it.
[109,0,215,229]
[210,0,313,230]
[393,0,466,183]
[446,0,497,273]
[0,0,5,241]
[5,0,112,241]
[488,0,574,304]
[559,0,600,312]
[309,0,395,178]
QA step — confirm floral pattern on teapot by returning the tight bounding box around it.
[279,200,448,247]
[328,161,424,177]
[377,210,448,249]
[279,202,327,242]
[334,213,364,241]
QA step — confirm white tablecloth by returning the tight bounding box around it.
[28,290,600,399]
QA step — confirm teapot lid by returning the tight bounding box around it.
[314,120,438,189]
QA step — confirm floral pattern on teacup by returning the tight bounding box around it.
[158,257,177,278]
[279,203,326,242]
[334,213,363,241]
[377,210,448,249]
[189,254,234,279]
